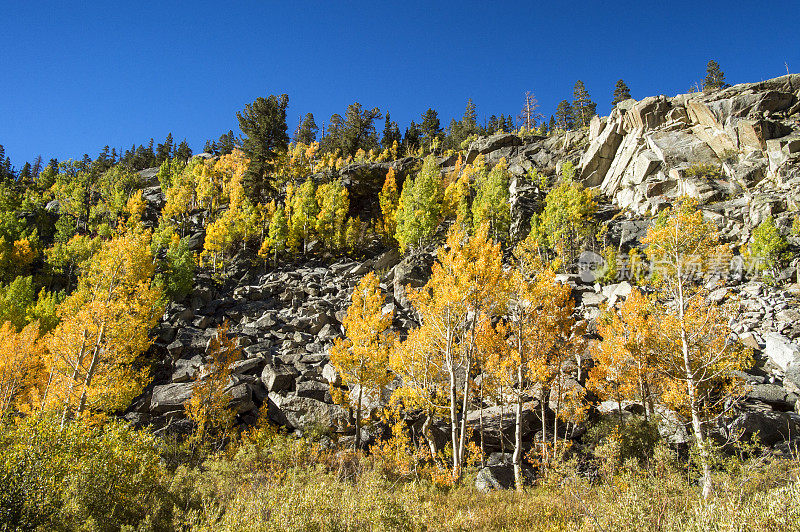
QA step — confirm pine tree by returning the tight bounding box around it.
[703,60,727,92]
[403,121,421,154]
[554,101,574,131]
[175,140,192,161]
[611,79,632,107]
[156,133,174,163]
[395,155,442,252]
[237,93,290,202]
[420,108,443,153]
[294,113,318,144]
[572,80,597,128]
[381,113,402,150]
[341,103,382,156]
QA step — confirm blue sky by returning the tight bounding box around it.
[2,0,798,165]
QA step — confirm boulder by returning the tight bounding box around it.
[227,383,256,414]
[746,384,798,411]
[261,365,297,393]
[717,405,800,446]
[764,333,800,371]
[474,453,535,492]
[150,383,194,413]
[268,393,349,432]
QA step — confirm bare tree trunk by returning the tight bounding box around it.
[355,385,363,451]
[513,364,524,490]
[76,323,106,417]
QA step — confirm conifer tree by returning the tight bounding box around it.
[341,103,382,156]
[518,91,541,131]
[395,155,442,252]
[572,80,597,128]
[237,93,290,202]
[420,108,443,153]
[703,60,727,92]
[294,112,319,144]
[554,101,575,131]
[612,79,632,107]
[381,113,402,150]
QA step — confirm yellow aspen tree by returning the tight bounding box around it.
[378,168,399,243]
[502,239,576,486]
[195,161,224,217]
[643,198,751,499]
[329,272,394,450]
[588,288,660,424]
[162,162,198,236]
[0,321,42,418]
[186,321,240,450]
[392,225,505,480]
[288,177,319,254]
[443,158,472,231]
[315,178,349,251]
[43,230,164,428]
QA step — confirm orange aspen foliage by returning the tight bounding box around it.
[186,321,240,449]
[329,272,394,449]
[0,321,42,418]
[391,225,505,480]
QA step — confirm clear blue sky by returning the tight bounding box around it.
[2,0,798,165]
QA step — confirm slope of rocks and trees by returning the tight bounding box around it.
[2,63,800,530]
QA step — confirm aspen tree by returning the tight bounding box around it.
[315,178,349,250]
[329,272,394,450]
[379,169,399,243]
[395,156,442,252]
[392,225,505,480]
[472,158,511,241]
[186,322,240,450]
[643,198,750,499]
[43,230,164,427]
[0,321,42,417]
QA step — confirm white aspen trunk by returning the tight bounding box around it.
[513,363,524,490]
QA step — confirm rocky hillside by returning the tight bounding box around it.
[128,75,800,467]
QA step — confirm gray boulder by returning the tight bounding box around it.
[261,365,297,393]
[267,393,349,432]
[150,383,194,413]
[764,333,800,371]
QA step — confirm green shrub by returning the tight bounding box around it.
[685,162,723,179]
[0,415,177,531]
[747,215,789,282]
